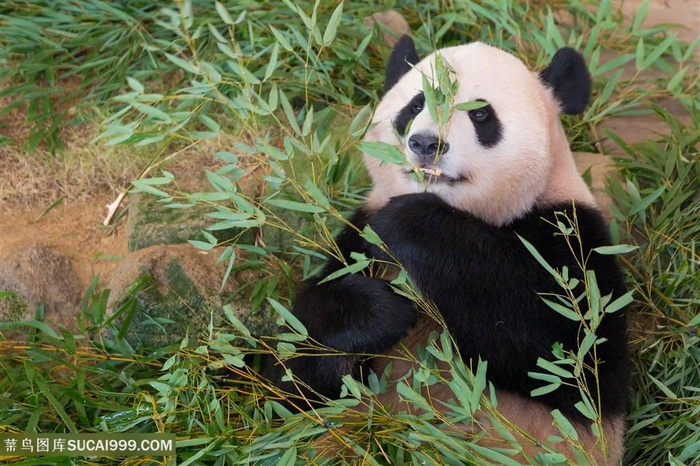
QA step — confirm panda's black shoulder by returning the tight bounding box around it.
[513,202,613,250]
[512,202,626,295]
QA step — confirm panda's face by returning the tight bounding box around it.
[364,42,559,226]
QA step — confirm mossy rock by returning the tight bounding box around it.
[126,193,208,251]
[106,244,276,348]
[118,261,211,347]
[127,193,252,251]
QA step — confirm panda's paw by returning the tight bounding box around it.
[325,274,416,353]
[347,274,418,348]
[297,273,417,353]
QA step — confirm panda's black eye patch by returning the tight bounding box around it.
[394,92,425,137]
[466,101,502,148]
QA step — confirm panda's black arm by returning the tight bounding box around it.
[368,192,630,418]
[276,209,417,403]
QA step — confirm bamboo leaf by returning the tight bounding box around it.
[278,89,301,135]
[629,185,666,216]
[267,198,325,213]
[361,225,383,246]
[214,1,234,25]
[303,178,330,209]
[631,0,650,32]
[649,374,678,399]
[641,35,676,70]
[126,76,144,93]
[270,26,294,52]
[604,290,635,314]
[541,298,580,321]
[574,399,598,420]
[531,383,561,397]
[593,244,639,255]
[263,43,280,82]
[536,358,574,379]
[301,105,314,136]
[349,104,373,137]
[455,100,488,112]
[317,256,370,284]
[131,102,172,123]
[322,3,343,47]
[551,409,579,440]
[268,298,308,336]
[357,141,405,165]
[470,444,523,466]
[517,235,559,280]
[635,37,646,71]
[33,374,77,432]
[164,52,198,74]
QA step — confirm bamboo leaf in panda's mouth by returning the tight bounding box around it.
[406,166,468,185]
[405,165,441,183]
[418,167,443,177]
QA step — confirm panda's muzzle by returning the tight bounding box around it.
[405,133,467,184]
[408,133,449,165]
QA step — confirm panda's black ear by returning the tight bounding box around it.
[384,35,420,95]
[539,47,591,115]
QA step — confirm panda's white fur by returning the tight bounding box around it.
[364,42,596,226]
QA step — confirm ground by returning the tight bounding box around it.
[2,195,123,283]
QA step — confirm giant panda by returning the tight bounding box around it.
[272,36,630,464]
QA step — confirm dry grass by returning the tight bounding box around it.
[0,140,144,211]
[0,85,152,211]
[0,78,246,212]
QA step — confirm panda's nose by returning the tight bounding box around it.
[408,133,449,164]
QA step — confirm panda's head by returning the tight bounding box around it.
[363,36,595,226]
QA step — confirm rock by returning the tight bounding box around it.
[614,0,700,44]
[364,10,412,46]
[105,244,276,347]
[0,244,81,334]
[127,192,219,252]
[126,154,253,252]
[573,151,616,217]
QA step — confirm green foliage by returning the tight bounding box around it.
[1,0,698,464]
[1,0,380,152]
[518,212,637,461]
[606,102,700,465]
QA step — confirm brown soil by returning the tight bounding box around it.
[0,194,128,293]
[0,83,131,295]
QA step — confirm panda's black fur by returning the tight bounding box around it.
[272,35,630,460]
[280,197,629,420]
